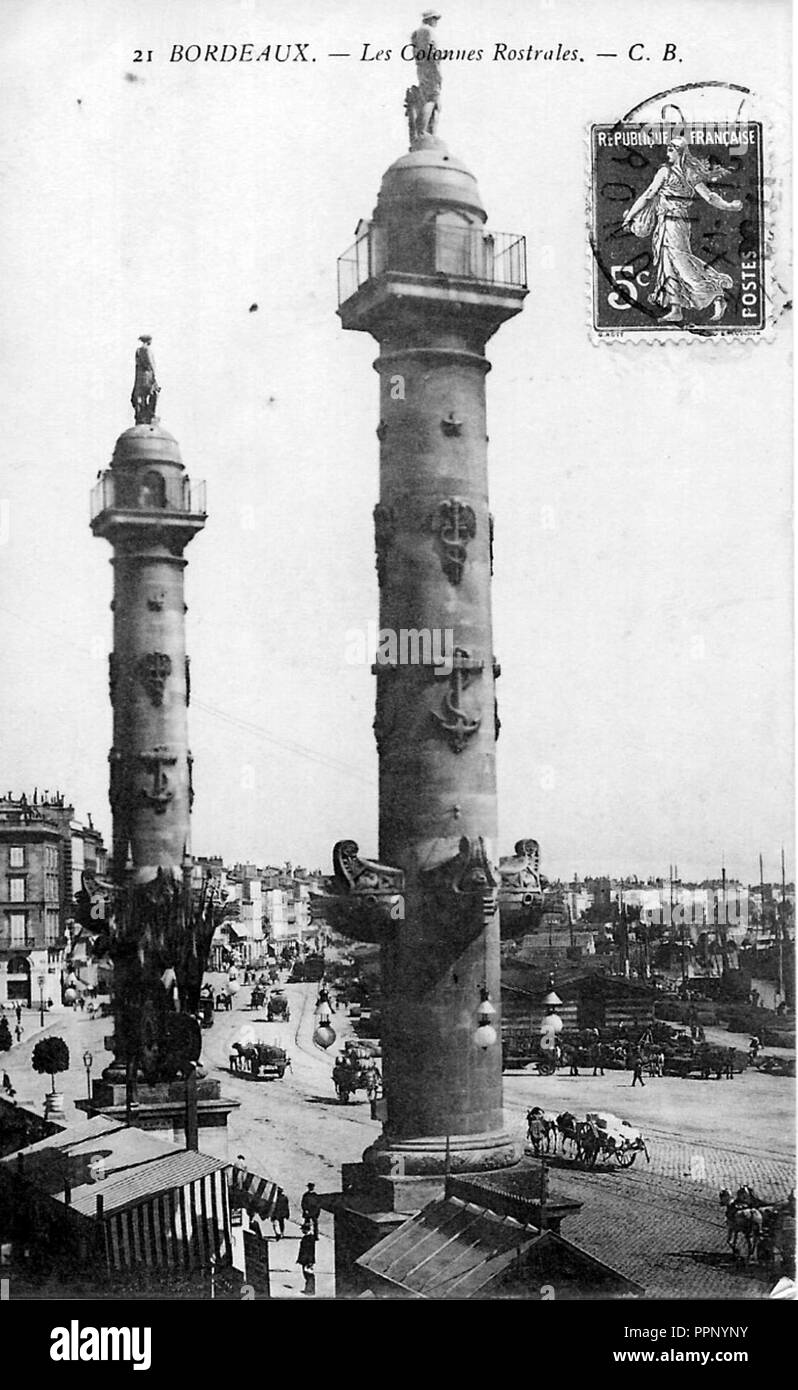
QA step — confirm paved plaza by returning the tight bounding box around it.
[2,979,794,1297]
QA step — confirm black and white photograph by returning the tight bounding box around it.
[0,0,794,1344]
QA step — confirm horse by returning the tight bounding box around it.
[576,1120,603,1168]
[719,1189,763,1262]
[556,1112,580,1157]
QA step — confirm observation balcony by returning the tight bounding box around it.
[338,224,527,304]
[90,471,206,522]
[337,223,527,335]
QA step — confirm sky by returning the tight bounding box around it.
[0,0,792,885]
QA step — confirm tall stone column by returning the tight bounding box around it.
[101,424,199,885]
[322,128,527,1205]
[81,348,236,1150]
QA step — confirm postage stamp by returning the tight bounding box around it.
[590,120,765,337]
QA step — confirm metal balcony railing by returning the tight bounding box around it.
[90,472,207,522]
[337,223,527,306]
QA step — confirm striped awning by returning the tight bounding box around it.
[103,1167,232,1273]
[229,1165,282,1221]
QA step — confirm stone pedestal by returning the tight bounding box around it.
[75,1076,239,1162]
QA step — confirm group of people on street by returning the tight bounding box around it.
[235,1158,322,1297]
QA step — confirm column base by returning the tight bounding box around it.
[321,1135,525,1296]
[361,1129,522,1180]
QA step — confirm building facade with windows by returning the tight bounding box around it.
[0,792,106,1009]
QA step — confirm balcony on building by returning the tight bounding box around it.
[337,221,528,333]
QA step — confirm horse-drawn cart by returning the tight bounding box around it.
[541,1110,651,1169]
[229,1039,289,1080]
[585,1112,651,1168]
[267,989,290,1022]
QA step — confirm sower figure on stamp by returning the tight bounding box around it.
[406,9,442,144]
[131,334,160,423]
[622,137,743,324]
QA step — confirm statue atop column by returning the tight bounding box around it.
[406,9,442,146]
[131,334,160,424]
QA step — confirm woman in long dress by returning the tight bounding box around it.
[622,137,743,323]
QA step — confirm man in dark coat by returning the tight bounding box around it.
[301,1181,321,1238]
[272,1189,290,1240]
[297,1221,317,1296]
[631,1048,646,1087]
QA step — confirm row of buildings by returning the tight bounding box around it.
[0,793,322,1009]
[195,857,318,967]
[0,792,106,1011]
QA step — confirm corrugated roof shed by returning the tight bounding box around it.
[358,1196,545,1298]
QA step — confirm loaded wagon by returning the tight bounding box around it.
[229,1039,289,1080]
[267,989,291,1022]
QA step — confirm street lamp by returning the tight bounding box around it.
[82,1049,93,1101]
[474,987,498,1050]
[38,974,46,1028]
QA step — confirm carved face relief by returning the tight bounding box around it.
[137,652,172,707]
[138,750,177,814]
[146,587,167,612]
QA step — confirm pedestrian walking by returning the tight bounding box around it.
[631,1048,646,1087]
[301,1181,321,1238]
[14,1025,22,1045]
[272,1189,290,1240]
[591,1043,605,1077]
[14,1004,22,1026]
[567,1045,579,1077]
[365,1064,382,1119]
[297,1221,317,1296]
[724,1048,735,1080]
[748,1035,761,1062]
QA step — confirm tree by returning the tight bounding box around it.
[31,1036,70,1093]
[0,1016,12,1053]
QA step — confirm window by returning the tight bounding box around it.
[45,844,59,871]
[45,911,59,944]
[9,846,25,868]
[9,913,26,946]
[8,877,25,903]
[45,874,59,903]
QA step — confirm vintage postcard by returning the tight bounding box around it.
[0,0,793,1348]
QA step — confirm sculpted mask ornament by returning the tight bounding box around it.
[138,749,178,814]
[137,652,172,707]
[420,836,498,928]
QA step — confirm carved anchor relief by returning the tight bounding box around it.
[373,503,396,588]
[137,652,172,707]
[430,498,476,585]
[432,648,483,753]
[139,750,178,814]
